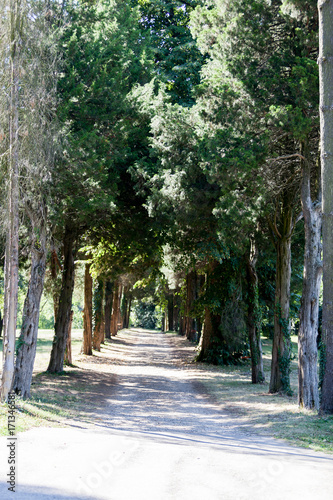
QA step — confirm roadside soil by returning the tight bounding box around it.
[0,328,332,500]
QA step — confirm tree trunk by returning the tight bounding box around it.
[246,241,265,384]
[82,262,93,355]
[117,282,123,331]
[1,1,21,402]
[185,271,197,341]
[124,296,132,329]
[269,205,293,394]
[319,0,333,413]
[104,281,113,339]
[167,293,174,331]
[196,261,219,361]
[92,278,105,351]
[64,310,73,365]
[47,225,76,373]
[12,207,47,398]
[298,144,322,410]
[197,306,214,361]
[110,280,119,336]
[50,245,61,324]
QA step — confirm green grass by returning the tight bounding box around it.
[0,329,98,435]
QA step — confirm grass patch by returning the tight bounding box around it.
[0,329,101,435]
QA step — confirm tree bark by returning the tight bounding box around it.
[111,280,120,336]
[104,281,113,339]
[92,278,105,351]
[47,225,76,373]
[167,293,174,331]
[1,0,21,402]
[122,293,132,329]
[246,241,265,384]
[82,262,93,355]
[196,261,219,361]
[298,144,322,410]
[64,310,73,365]
[12,206,47,398]
[269,203,293,394]
[185,271,197,341]
[319,0,333,413]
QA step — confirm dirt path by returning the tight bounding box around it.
[1,328,333,500]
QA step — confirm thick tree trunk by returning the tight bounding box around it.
[319,0,333,413]
[246,242,265,384]
[82,263,93,355]
[12,208,47,398]
[269,206,293,394]
[298,146,322,409]
[104,281,113,339]
[1,4,20,402]
[197,306,215,361]
[92,279,105,351]
[47,226,76,373]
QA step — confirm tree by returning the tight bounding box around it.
[191,0,320,395]
[0,0,23,402]
[12,0,60,398]
[318,0,333,413]
[47,0,153,372]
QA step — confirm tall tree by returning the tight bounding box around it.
[318,0,333,413]
[0,0,23,402]
[13,0,60,397]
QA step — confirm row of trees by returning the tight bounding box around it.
[0,0,332,414]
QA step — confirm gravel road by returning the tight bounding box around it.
[0,328,332,500]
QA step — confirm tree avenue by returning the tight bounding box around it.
[0,0,332,418]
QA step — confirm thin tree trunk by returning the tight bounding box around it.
[269,205,293,394]
[117,282,123,332]
[50,245,61,324]
[82,262,93,355]
[47,225,76,373]
[167,293,174,332]
[319,0,333,413]
[92,278,105,351]
[196,261,219,361]
[111,280,120,336]
[64,310,73,365]
[104,281,113,339]
[12,206,47,398]
[125,297,132,328]
[246,241,265,384]
[185,271,197,341]
[298,144,322,409]
[1,0,21,402]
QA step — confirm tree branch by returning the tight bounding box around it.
[266,154,306,162]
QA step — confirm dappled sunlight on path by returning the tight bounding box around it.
[1,328,332,500]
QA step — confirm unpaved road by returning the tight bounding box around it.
[1,329,332,500]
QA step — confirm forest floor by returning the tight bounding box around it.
[0,328,333,499]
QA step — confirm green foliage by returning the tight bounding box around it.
[131,297,161,330]
[137,0,205,106]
